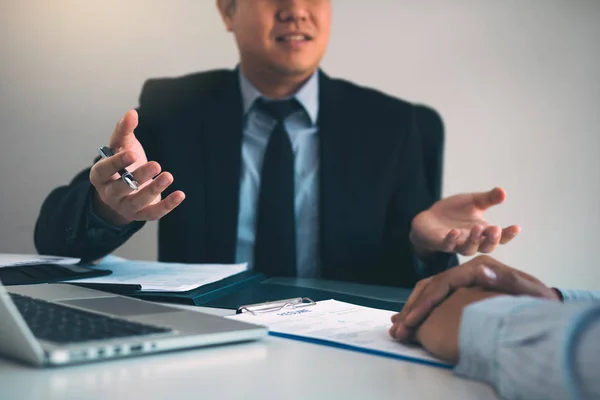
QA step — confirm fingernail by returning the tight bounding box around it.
[482,266,497,280]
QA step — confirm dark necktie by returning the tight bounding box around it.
[253,98,301,277]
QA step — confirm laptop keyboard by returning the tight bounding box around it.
[9,293,172,344]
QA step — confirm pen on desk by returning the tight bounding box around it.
[98,146,139,190]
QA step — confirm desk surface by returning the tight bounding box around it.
[0,305,498,400]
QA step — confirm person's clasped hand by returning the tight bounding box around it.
[389,255,560,343]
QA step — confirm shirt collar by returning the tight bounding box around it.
[238,68,319,125]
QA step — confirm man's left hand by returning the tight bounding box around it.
[410,187,520,256]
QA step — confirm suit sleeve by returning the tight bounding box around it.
[33,80,159,261]
[387,105,458,283]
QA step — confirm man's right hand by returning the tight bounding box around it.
[89,109,185,226]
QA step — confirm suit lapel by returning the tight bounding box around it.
[318,71,355,276]
[201,72,244,262]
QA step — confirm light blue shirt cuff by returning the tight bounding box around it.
[557,288,600,302]
[455,295,600,400]
[453,296,543,386]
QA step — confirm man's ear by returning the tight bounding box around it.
[216,0,235,31]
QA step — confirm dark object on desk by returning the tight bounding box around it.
[0,263,111,286]
[133,271,265,305]
[69,282,142,294]
[201,278,410,312]
[66,270,266,306]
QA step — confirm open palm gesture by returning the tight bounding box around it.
[410,187,520,256]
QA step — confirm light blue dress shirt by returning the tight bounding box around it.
[235,71,320,278]
[455,289,600,400]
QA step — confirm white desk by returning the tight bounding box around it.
[0,305,498,400]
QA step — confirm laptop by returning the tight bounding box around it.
[0,281,267,367]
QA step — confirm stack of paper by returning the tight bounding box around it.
[0,253,80,268]
[70,256,248,292]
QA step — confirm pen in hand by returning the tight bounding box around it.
[98,146,139,190]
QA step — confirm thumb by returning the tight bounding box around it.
[473,187,506,210]
[109,109,139,150]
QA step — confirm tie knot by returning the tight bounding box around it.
[255,98,302,123]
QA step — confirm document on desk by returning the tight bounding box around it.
[69,256,248,292]
[230,299,450,368]
[0,253,80,268]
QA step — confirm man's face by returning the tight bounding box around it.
[220,0,331,78]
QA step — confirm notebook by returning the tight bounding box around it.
[229,298,450,369]
[66,256,264,306]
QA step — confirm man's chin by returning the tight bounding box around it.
[271,62,319,78]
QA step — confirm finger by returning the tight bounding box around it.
[390,322,414,342]
[90,151,136,186]
[402,289,442,329]
[125,172,174,213]
[392,277,431,323]
[402,259,495,328]
[456,225,485,256]
[397,275,451,330]
[402,266,476,328]
[109,109,139,151]
[131,161,162,186]
[472,187,506,210]
[499,225,521,244]
[478,226,502,253]
[135,191,186,221]
[103,161,162,200]
[441,229,461,252]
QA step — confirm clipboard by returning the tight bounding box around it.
[204,281,406,311]
[236,297,316,314]
[230,297,450,369]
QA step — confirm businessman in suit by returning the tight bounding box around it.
[34,0,520,287]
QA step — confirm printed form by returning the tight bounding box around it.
[231,299,449,367]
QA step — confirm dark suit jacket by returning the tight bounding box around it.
[34,69,457,288]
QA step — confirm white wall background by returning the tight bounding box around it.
[1,0,599,289]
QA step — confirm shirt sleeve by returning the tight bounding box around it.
[557,289,600,302]
[454,295,600,400]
